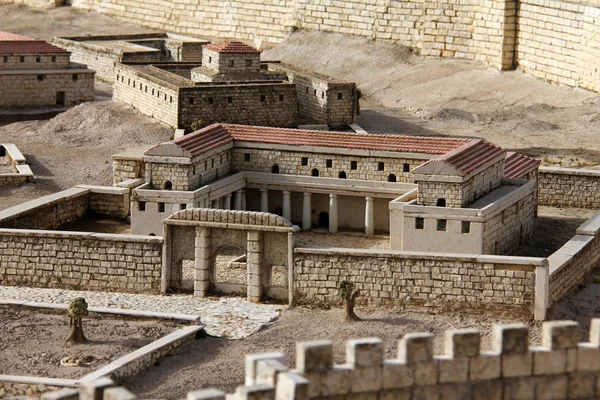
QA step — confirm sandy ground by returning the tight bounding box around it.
[0,305,178,379]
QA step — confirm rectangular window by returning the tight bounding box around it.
[244,153,251,162]
[403,163,410,173]
[20,56,24,63]
[260,95,266,102]
[170,96,173,103]
[145,86,148,92]
[138,201,146,211]
[36,57,40,63]
[306,87,309,94]
[351,161,357,170]
[377,162,385,171]
[461,221,471,234]
[208,56,212,63]
[301,157,308,166]
[326,159,333,168]
[152,89,155,95]
[227,96,233,104]
[322,92,325,99]
[415,218,424,230]
[180,204,187,210]
[37,74,44,81]
[337,92,343,100]
[128,78,131,85]
[189,97,194,104]
[220,155,223,164]
[279,94,284,102]
[72,74,78,81]
[229,59,234,67]
[2,56,7,63]
[246,59,252,66]
[51,56,56,62]
[437,219,447,231]
[116,74,120,80]
[158,203,166,213]
[208,97,213,104]
[211,159,214,168]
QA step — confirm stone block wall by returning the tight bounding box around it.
[202,49,262,74]
[417,181,463,208]
[482,184,537,255]
[114,65,180,128]
[232,148,429,183]
[538,167,600,209]
[0,54,70,70]
[147,162,193,191]
[0,71,95,107]
[188,320,600,400]
[0,229,163,293]
[178,83,299,130]
[113,158,145,185]
[292,248,540,318]
[188,148,232,189]
[84,188,131,219]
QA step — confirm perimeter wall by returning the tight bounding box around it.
[0,0,580,92]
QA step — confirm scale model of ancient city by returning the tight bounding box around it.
[2,1,600,399]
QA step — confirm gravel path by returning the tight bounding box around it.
[0,286,284,339]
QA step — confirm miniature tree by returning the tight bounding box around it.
[339,280,361,322]
[66,297,89,344]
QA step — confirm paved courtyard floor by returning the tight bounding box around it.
[0,286,284,339]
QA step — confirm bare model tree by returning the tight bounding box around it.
[339,280,361,322]
[66,297,89,344]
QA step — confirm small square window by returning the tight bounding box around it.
[229,59,234,67]
[227,96,233,104]
[72,74,78,81]
[36,57,40,63]
[51,56,56,62]
[20,56,24,62]
[301,157,308,166]
[138,201,146,211]
[337,92,342,100]
[403,163,410,173]
[351,161,357,170]
[159,203,166,212]
[437,219,447,231]
[462,221,471,234]
[326,159,333,168]
[37,74,44,81]
[246,59,252,66]
[189,97,194,104]
[180,204,187,210]
[279,94,284,102]
[415,218,424,230]
[244,153,251,162]
[260,95,266,102]
[377,162,384,171]
[208,97,214,104]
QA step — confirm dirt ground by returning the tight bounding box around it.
[0,305,178,379]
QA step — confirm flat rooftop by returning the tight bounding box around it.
[468,183,522,209]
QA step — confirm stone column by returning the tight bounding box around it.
[282,191,291,221]
[194,227,211,298]
[365,196,374,235]
[210,200,217,209]
[234,190,242,210]
[260,189,269,212]
[224,193,232,210]
[247,230,263,303]
[302,192,312,230]
[241,189,247,211]
[329,194,338,234]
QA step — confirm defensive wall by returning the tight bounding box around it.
[6,0,600,92]
[42,319,600,400]
[538,166,600,209]
[0,143,33,186]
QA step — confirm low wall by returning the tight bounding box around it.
[548,211,600,307]
[292,247,547,319]
[0,144,34,186]
[78,185,130,219]
[0,229,163,293]
[539,167,600,209]
[0,377,75,398]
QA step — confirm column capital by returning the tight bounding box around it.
[330,193,338,199]
[283,190,291,195]
[260,188,268,192]
[303,192,311,197]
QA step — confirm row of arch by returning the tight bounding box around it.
[270,164,398,182]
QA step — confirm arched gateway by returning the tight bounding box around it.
[162,208,299,303]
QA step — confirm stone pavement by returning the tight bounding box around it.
[0,286,285,339]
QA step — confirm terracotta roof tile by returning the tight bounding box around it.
[504,151,541,179]
[169,123,471,157]
[203,41,262,53]
[432,139,506,176]
[0,31,68,54]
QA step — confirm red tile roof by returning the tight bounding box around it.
[433,139,506,176]
[166,123,471,158]
[203,41,262,53]
[0,31,68,54]
[504,151,540,179]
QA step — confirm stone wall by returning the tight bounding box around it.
[114,64,180,128]
[292,247,545,318]
[178,83,299,130]
[0,54,70,70]
[0,380,67,398]
[0,143,33,186]
[188,320,600,400]
[538,166,600,209]
[113,158,145,185]
[80,185,131,219]
[548,211,600,307]
[232,147,430,183]
[0,70,95,107]
[0,229,163,293]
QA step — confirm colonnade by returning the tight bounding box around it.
[208,189,376,235]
